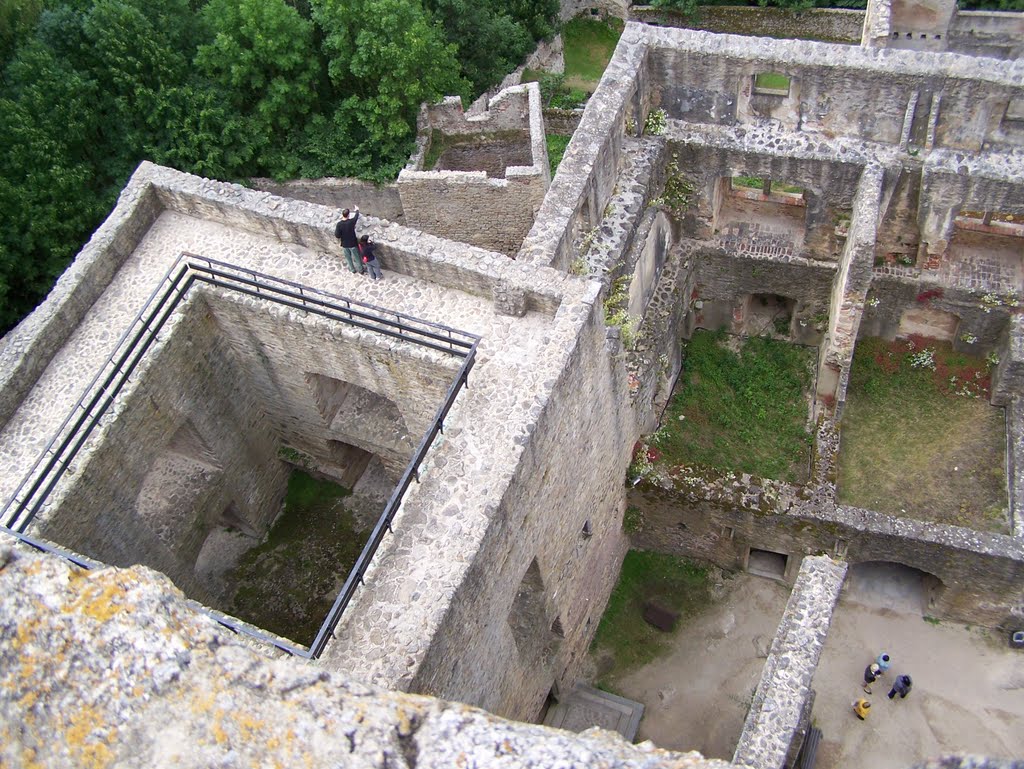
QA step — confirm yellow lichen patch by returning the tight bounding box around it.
[396,706,413,737]
[65,706,116,769]
[69,578,129,623]
[211,709,228,745]
[20,745,44,769]
[231,711,267,741]
[191,690,215,716]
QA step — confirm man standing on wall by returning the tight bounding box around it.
[335,206,363,274]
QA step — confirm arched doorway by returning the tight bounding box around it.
[843,561,944,615]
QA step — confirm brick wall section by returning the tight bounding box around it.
[732,555,847,769]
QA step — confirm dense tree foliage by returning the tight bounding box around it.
[0,0,557,333]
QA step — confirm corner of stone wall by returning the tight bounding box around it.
[732,555,847,769]
[862,0,894,47]
[0,161,165,432]
[0,542,737,769]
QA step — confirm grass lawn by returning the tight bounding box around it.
[228,470,370,646]
[837,336,1007,532]
[547,134,571,176]
[562,16,623,89]
[753,71,791,93]
[590,550,711,686]
[656,330,814,483]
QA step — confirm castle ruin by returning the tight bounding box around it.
[2,0,1023,767]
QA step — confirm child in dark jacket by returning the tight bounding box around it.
[358,235,383,281]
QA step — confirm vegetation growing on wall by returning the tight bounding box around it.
[0,0,558,335]
[546,133,572,176]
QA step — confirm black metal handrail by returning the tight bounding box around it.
[1,253,479,658]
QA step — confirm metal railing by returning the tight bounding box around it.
[1,253,479,658]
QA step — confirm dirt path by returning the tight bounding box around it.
[607,574,791,760]
[812,596,1024,769]
[596,569,1024,767]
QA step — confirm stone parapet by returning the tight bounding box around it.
[732,555,847,769]
[0,543,732,769]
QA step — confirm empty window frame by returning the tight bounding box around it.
[752,72,791,97]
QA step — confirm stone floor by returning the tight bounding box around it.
[0,210,552,505]
[0,205,584,690]
[940,231,1024,295]
[599,573,791,761]
[811,576,1024,769]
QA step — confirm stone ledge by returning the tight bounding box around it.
[0,542,731,769]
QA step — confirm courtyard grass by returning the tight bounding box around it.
[590,550,711,685]
[562,16,623,90]
[547,134,571,176]
[837,336,1007,533]
[655,330,814,483]
[228,470,371,646]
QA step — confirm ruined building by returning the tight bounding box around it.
[1,0,1022,766]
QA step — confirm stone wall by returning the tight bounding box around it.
[203,288,459,474]
[632,5,864,44]
[399,85,550,256]
[397,170,547,256]
[29,294,288,605]
[949,11,1024,59]
[406,291,634,720]
[863,0,1024,59]
[141,162,565,315]
[26,285,461,603]
[518,23,649,269]
[0,543,736,769]
[732,556,847,769]
[249,177,404,222]
[643,27,1024,153]
[0,180,163,432]
[627,446,1024,627]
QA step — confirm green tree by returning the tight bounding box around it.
[195,0,320,173]
[312,0,469,161]
[423,0,532,96]
[504,0,558,42]
[0,0,45,65]
[0,40,109,331]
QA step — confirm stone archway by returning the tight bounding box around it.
[843,561,944,615]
